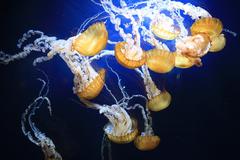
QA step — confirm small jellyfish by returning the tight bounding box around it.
[100,106,138,144]
[209,34,226,52]
[134,134,160,151]
[81,98,139,144]
[173,52,195,69]
[136,66,172,112]
[147,89,172,112]
[75,68,106,100]
[115,41,146,69]
[176,34,210,59]
[151,15,180,40]
[146,49,175,73]
[72,22,108,56]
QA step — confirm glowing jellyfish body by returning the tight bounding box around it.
[147,90,172,112]
[191,17,223,37]
[176,34,210,58]
[209,34,226,52]
[72,22,108,56]
[76,69,106,100]
[104,118,138,144]
[173,52,195,68]
[134,135,160,151]
[191,17,226,52]
[151,14,180,40]
[115,42,146,69]
[146,49,175,73]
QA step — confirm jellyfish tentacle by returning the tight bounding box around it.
[21,73,62,160]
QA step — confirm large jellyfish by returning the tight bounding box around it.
[21,72,62,160]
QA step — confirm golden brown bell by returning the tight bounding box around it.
[72,22,108,56]
[77,69,105,100]
[151,21,180,40]
[148,90,171,112]
[173,52,194,68]
[134,135,160,151]
[191,17,223,37]
[104,119,138,144]
[146,49,175,73]
[115,42,146,69]
[209,34,226,52]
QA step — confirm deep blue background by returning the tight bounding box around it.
[0,0,240,160]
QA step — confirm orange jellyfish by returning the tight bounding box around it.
[151,18,180,40]
[147,89,172,112]
[72,22,108,56]
[75,69,105,100]
[191,17,226,52]
[115,41,146,69]
[176,34,210,59]
[138,66,172,112]
[173,52,195,68]
[191,17,223,37]
[146,49,175,73]
[104,118,138,144]
[134,134,160,151]
[209,34,226,52]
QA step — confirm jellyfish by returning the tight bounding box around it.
[146,49,175,73]
[190,17,226,52]
[114,41,146,69]
[136,65,172,112]
[173,52,195,69]
[209,34,226,52]
[175,34,211,67]
[72,22,108,56]
[21,72,62,160]
[150,14,180,40]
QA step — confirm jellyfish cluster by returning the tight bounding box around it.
[0,0,229,159]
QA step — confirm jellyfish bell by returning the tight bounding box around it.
[146,49,175,73]
[147,90,171,112]
[191,17,223,38]
[72,22,108,56]
[76,69,106,100]
[151,16,180,40]
[173,52,195,68]
[209,34,226,52]
[104,118,138,144]
[176,34,210,58]
[115,41,146,69]
[134,134,160,151]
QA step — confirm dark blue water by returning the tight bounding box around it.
[0,0,240,160]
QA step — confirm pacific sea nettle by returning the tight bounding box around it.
[104,118,138,144]
[191,17,226,52]
[176,34,210,58]
[115,42,146,69]
[72,22,108,56]
[134,135,160,151]
[146,49,175,73]
[173,52,195,69]
[76,69,106,100]
[147,90,172,112]
[151,18,180,40]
